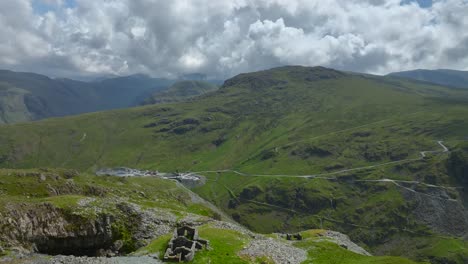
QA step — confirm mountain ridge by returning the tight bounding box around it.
[0,70,176,124]
[388,69,468,89]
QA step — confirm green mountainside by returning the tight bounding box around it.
[388,69,468,89]
[0,66,467,263]
[0,70,174,124]
[143,80,219,105]
[0,169,425,264]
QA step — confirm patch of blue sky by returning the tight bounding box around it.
[32,0,76,14]
[400,0,433,8]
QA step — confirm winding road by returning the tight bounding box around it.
[420,141,448,158]
[194,141,451,179]
[189,140,460,200]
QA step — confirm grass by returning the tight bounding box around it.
[298,240,426,264]
[136,226,426,264]
[134,233,173,257]
[2,67,468,174]
[134,225,251,263]
[1,66,468,263]
[193,226,250,264]
[374,235,468,264]
[0,168,215,219]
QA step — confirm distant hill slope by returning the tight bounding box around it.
[142,80,219,105]
[0,70,174,124]
[388,69,468,88]
[92,74,175,108]
[1,66,468,263]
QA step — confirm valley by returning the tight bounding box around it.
[0,66,467,263]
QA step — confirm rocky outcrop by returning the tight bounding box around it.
[321,231,371,256]
[0,200,176,256]
[115,203,175,249]
[0,202,114,256]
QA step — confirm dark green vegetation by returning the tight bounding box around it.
[0,168,422,263]
[0,66,467,263]
[295,230,425,264]
[142,80,219,105]
[389,69,468,89]
[0,70,175,124]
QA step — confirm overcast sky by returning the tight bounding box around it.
[0,0,467,79]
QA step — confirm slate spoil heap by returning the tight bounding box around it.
[163,226,209,262]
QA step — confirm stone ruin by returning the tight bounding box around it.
[285,233,303,241]
[163,226,209,262]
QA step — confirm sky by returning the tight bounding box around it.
[0,0,467,79]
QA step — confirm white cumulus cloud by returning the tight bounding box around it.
[0,0,467,78]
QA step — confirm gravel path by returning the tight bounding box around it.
[239,238,307,264]
[12,256,163,264]
[50,256,162,264]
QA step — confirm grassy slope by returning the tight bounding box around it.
[0,66,468,263]
[0,169,423,264]
[0,168,219,218]
[1,66,467,172]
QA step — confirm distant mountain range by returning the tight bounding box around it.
[0,70,177,124]
[142,80,220,105]
[2,67,467,125]
[388,69,468,89]
[0,70,223,124]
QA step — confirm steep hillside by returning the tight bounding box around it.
[94,74,175,108]
[389,69,468,89]
[1,66,467,172]
[0,70,174,124]
[0,66,467,263]
[0,168,424,264]
[0,83,36,123]
[143,80,219,105]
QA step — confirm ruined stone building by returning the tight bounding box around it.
[163,226,209,262]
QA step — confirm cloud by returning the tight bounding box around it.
[0,0,467,78]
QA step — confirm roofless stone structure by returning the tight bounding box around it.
[163,226,209,262]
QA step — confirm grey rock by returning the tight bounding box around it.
[321,231,370,256]
[39,174,47,182]
[0,200,176,257]
[239,237,307,264]
[402,188,468,237]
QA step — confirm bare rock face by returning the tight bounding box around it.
[0,201,176,257]
[115,203,175,249]
[0,203,114,256]
[402,188,468,237]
